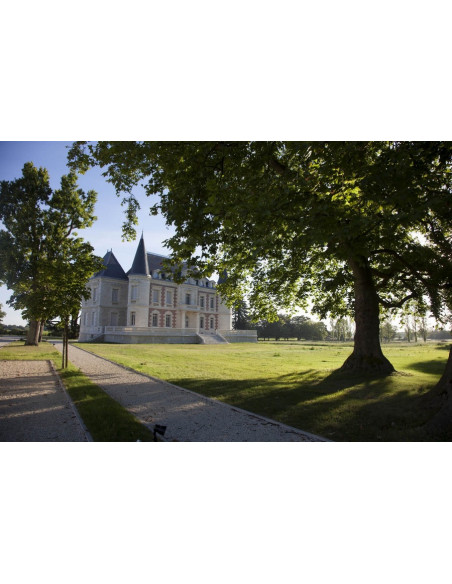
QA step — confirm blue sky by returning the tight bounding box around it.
[0,141,175,325]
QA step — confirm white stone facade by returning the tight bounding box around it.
[78,237,255,344]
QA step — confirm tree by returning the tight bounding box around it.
[0,303,5,324]
[290,315,309,340]
[0,163,103,359]
[379,319,397,343]
[0,163,52,344]
[68,141,452,375]
[329,317,353,341]
[232,300,252,330]
[418,316,429,342]
[256,317,284,341]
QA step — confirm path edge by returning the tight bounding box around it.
[48,359,94,442]
[71,343,330,442]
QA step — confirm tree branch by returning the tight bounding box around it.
[378,292,417,309]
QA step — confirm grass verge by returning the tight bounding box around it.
[0,342,154,442]
[75,341,450,441]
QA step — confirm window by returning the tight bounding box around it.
[131,285,139,301]
[166,291,172,306]
[92,287,97,303]
[185,293,191,305]
[200,316,204,329]
[110,312,118,326]
[210,318,214,330]
[185,316,189,328]
[165,314,172,328]
[131,312,136,326]
[112,288,119,303]
[152,313,158,327]
[200,296,205,308]
[210,297,215,310]
[152,289,160,304]
[91,312,96,326]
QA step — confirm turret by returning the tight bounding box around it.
[127,234,151,327]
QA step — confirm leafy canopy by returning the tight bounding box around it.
[68,141,452,321]
[0,162,104,323]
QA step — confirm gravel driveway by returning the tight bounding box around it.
[54,342,327,442]
[0,360,90,442]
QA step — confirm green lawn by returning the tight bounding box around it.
[0,342,155,442]
[75,340,451,441]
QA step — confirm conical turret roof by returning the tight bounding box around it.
[93,250,128,280]
[128,234,150,276]
[217,269,228,284]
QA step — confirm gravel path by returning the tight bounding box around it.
[54,342,327,442]
[0,360,90,442]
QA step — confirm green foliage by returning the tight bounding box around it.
[0,302,5,323]
[67,141,452,321]
[232,299,252,330]
[0,163,104,326]
[379,319,398,343]
[256,313,328,341]
[329,317,354,341]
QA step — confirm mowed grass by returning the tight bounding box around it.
[76,340,451,441]
[0,342,154,442]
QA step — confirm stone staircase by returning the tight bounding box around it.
[197,332,228,345]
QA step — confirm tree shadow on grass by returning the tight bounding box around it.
[404,360,445,377]
[170,367,444,442]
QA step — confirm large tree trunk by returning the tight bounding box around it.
[25,319,41,346]
[340,257,395,374]
[423,347,452,436]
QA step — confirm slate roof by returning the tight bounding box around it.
[93,251,128,280]
[95,236,217,285]
[147,252,170,273]
[217,269,228,284]
[128,234,150,276]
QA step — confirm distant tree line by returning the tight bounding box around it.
[0,323,27,335]
[256,315,328,341]
[233,300,452,343]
